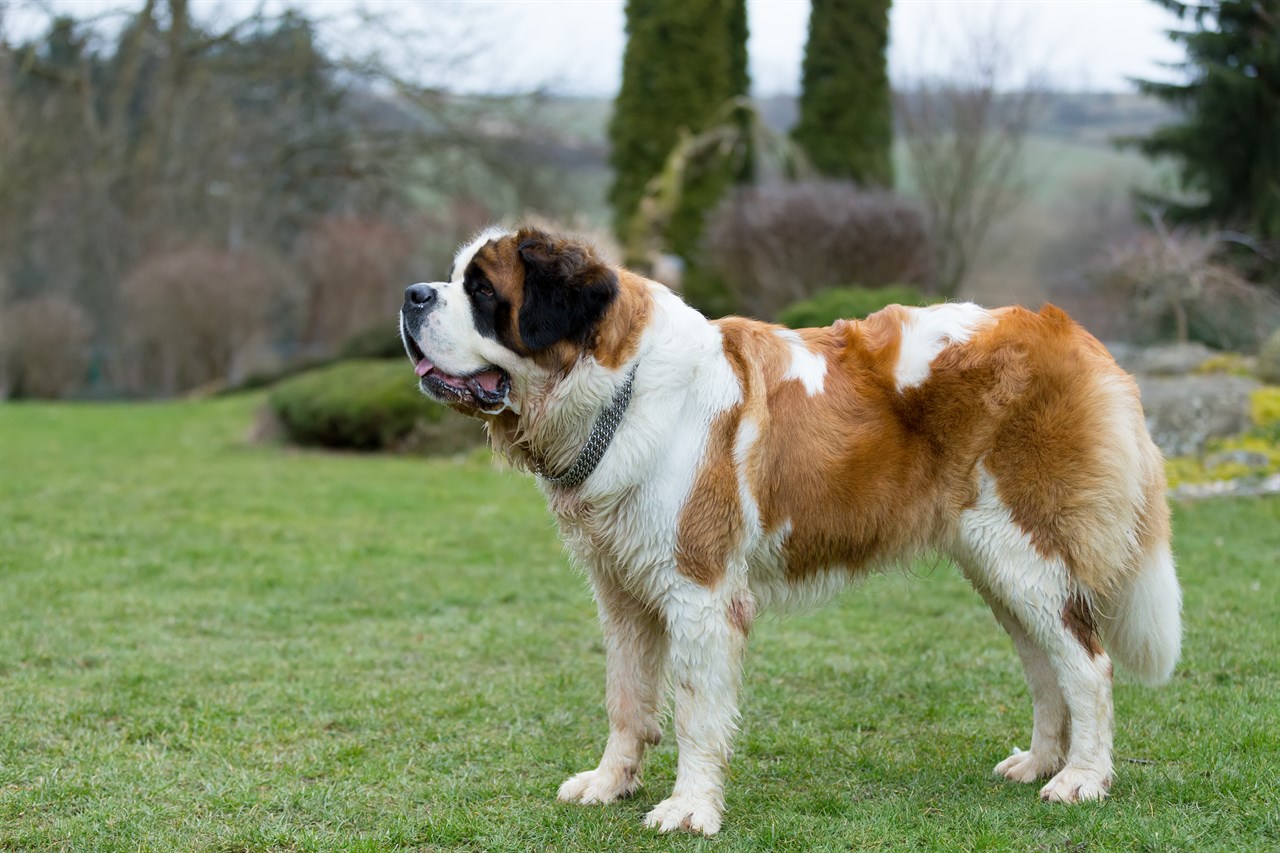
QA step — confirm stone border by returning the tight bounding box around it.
[1168,473,1280,501]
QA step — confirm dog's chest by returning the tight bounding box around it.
[548,482,687,593]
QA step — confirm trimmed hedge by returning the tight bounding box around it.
[267,359,484,454]
[778,285,936,329]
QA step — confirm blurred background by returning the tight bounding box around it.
[0,0,1277,479]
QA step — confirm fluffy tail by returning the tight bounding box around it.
[1097,544,1183,686]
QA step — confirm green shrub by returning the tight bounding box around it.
[778,285,935,329]
[267,360,483,454]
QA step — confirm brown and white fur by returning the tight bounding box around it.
[399,227,1182,836]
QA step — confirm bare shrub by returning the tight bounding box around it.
[1095,217,1280,350]
[116,245,294,395]
[703,182,931,320]
[0,295,93,398]
[895,13,1040,297]
[295,217,414,353]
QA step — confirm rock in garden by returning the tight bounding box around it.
[1109,342,1218,376]
[1136,374,1261,457]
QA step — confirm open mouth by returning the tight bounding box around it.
[401,319,510,410]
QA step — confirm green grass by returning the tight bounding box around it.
[2,397,1278,851]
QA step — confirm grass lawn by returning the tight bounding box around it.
[2,396,1277,851]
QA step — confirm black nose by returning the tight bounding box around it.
[404,283,437,309]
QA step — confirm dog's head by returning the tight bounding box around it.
[399,227,624,418]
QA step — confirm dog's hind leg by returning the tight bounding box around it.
[967,582,1070,782]
[558,573,668,805]
[954,475,1114,803]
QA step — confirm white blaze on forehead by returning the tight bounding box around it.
[773,328,826,396]
[894,302,993,391]
[450,226,512,282]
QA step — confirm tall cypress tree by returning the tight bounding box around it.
[726,0,749,98]
[1128,0,1280,243]
[608,0,748,244]
[793,0,894,187]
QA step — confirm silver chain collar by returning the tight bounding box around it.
[531,364,639,489]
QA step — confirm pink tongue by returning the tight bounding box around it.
[472,369,504,393]
[414,358,434,377]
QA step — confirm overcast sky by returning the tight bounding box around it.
[391,0,1189,95]
[9,0,1188,95]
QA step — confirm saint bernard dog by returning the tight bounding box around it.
[399,226,1182,836]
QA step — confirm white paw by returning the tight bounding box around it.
[643,793,723,836]
[557,766,640,805]
[994,746,1064,783]
[1039,765,1112,803]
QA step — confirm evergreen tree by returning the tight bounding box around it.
[1129,0,1280,242]
[793,0,894,187]
[608,0,749,246]
[727,0,750,98]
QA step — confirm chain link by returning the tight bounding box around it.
[533,364,638,489]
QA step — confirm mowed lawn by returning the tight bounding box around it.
[1,396,1277,852]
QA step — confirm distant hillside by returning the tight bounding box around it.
[535,91,1181,152]
[759,91,1180,147]
[487,90,1179,229]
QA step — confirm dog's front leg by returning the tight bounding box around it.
[558,573,668,805]
[643,584,751,837]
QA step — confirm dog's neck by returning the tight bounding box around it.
[486,355,635,483]
[530,363,638,488]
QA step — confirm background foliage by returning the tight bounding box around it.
[1129,0,1280,249]
[0,1,589,399]
[607,0,749,249]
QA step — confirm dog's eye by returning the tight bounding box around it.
[470,280,494,299]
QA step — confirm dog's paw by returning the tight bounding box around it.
[556,766,640,805]
[643,793,723,836]
[1039,765,1112,803]
[994,746,1063,783]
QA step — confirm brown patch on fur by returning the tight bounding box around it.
[975,306,1162,591]
[595,269,653,370]
[737,309,976,580]
[1136,438,1173,557]
[1063,592,1104,657]
[675,407,744,587]
[469,236,528,350]
[674,319,794,587]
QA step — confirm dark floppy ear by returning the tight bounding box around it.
[517,229,619,351]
